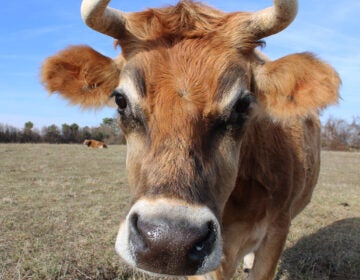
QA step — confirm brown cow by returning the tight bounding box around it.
[41,0,340,279]
[83,139,108,148]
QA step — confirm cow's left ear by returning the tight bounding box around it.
[253,52,341,119]
[41,45,122,108]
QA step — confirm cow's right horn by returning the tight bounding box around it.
[247,0,298,39]
[81,0,127,39]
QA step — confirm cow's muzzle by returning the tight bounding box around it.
[115,198,222,276]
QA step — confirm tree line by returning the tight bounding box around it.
[0,116,359,150]
[321,116,360,151]
[0,118,125,145]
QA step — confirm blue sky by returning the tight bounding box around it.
[1,0,359,129]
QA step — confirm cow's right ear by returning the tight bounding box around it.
[41,45,121,108]
[252,53,340,120]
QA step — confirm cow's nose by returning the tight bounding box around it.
[128,212,217,275]
[115,199,222,276]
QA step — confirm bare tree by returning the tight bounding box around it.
[321,116,360,151]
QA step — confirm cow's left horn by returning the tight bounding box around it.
[81,0,127,39]
[247,0,298,39]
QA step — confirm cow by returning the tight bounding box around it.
[40,0,341,279]
[83,139,108,148]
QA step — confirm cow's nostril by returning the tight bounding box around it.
[188,221,217,262]
[129,213,148,252]
[130,212,138,228]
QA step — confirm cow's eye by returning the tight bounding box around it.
[115,93,127,110]
[228,93,254,124]
[234,94,252,115]
[111,91,128,112]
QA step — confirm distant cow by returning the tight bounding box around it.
[83,139,107,148]
[41,0,340,279]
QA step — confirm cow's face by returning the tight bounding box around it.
[113,39,255,275]
[41,0,340,277]
[118,39,254,209]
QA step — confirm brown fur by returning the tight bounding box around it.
[83,139,108,148]
[41,1,341,279]
[116,2,259,57]
[41,45,121,108]
[254,52,341,119]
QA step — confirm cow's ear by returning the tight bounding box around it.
[253,52,341,119]
[41,45,121,108]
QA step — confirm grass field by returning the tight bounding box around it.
[0,144,359,280]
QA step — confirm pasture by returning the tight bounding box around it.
[0,144,359,280]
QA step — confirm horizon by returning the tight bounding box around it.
[1,0,359,129]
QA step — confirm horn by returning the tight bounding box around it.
[248,0,298,39]
[81,0,127,38]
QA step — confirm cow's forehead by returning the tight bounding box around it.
[119,38,250,113]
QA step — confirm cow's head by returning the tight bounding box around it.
[41,0,340,276]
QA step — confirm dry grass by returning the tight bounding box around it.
[274,151,360,280]
[0,144,359,280]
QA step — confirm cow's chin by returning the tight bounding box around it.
[115,198,223,276]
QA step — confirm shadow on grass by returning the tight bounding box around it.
[276,218,360,280]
